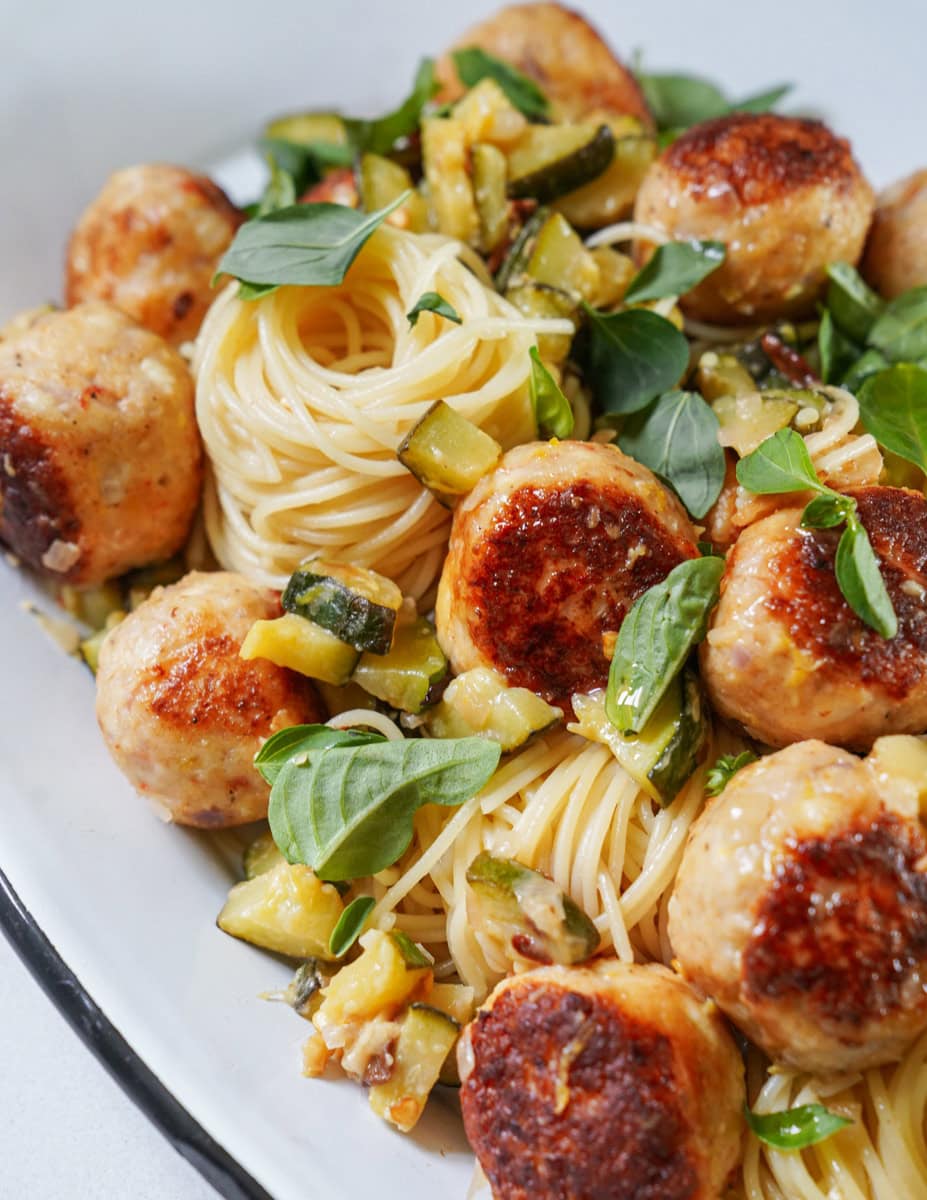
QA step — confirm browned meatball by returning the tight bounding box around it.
[862,169,927,298]
[435,441,698,712]
[66,165,242,344]
[634,114,874,324]
[0,301,201,586]
[669,740,927,1073]
[435,2,653,127]
[96,571,323,827]
[458,961,744,1200]
[701,486,927,751]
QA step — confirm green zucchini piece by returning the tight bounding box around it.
[554,133,656,230]
[694,351,758,402]
[282,560,402,655]
[60,580,124,629]
[526,212,600,301]
[494,206,549,292]
[243,829,285,880]
[217,860,344,959]
[504,282,577,365]
[398,401,502,505]
[283,959,326,1020]
[78,610,125,675]
[425,667,561,751]
[712,388,825,457]
[264,111,348,148]
[240,613,360,685]
[358,154,428,232]
[390,930,432,969]
[472,143,510,255]
[353,617,447,713]
[466,852,600,965]
[421,116,479,244]
[368,1003,460,1131]
[507,123,614,203]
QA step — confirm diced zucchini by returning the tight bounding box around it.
[554,133,656,229]
[466,853,600,965]
[694,351,758,402]
[526,212,600,302]
[712,392,800,457]
[285,960,327,1020]
[507,123,615,203]
[60,580,123,629]
[316,929,431,1026]
[428,982,476,1025]
[243,829,284,879]
[240,613,360,685]
[217,861,344,959]
[472,143,510,255]
[353,616,447,712]
[315,679,378,714]
[281,560,402,656]
[368,1004,460,1131]
[452,78,527,148]
[358,154,428,232]
[494,206,549,292]
[78,610,125,675]
[421,117,479,244]
[479,381,539,450]
[589,246,636,309]
[505,283,577,366]
[398,401,502,505]
[425,667,561,752]
[264,111,348,148]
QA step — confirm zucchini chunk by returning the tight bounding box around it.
[472,143,510,255]
[693,350,758,402]
[554,130,656,229]
[243,829,285,880]
[358,154,428,232]
[282,560,402,655]
[507,123,615,203]
[451,78,527,148]
[353,616,448,713]
[217,861,344,959]
[264,111,348,148]
[398,401,502,505]
[494,206,549,292]
[429,982,476,1086]
[504,283,577,365]
[425,667,561,751]
[240,613,360,685]
[421,116,479,244]
[316,930,432,1026]
[525,211,600,301]
[78,610,125,675]
[368,1004,460,1131]
[466,852,600,965]
[283,959,327,1020]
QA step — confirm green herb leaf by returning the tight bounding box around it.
[825,262,884,344]
[529,346,574,438]
[705,751,757,797]
[869,286,927,363]
[328,895,376,957]
[735,427,827,495]
[835,517,898,639]
[623,240,726,305]
[744,1103,852,1150]
[255,724,386,785]
[344,58,438,156]
[818,309,861,385]
[636,73,729,129]
[801,492,855,529]
[390,930,431,967]
[259,136,354,194]
[730,83,793,114]
[452,47,549,120]
[269,735,501,881]
[407,292,462,328]
[606,556,725,735]
[858,363,927,471]
[254,156,297,218]
[842,348,891,393]
[216,194,409,293]
[578,304,690,415]
[619,389,725,518]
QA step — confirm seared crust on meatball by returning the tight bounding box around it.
[634,114,874,324]
[862,169,927,298]
[0,301,201,586]
[435,2,653,127]
[435,441,698,712]
[458,962,744,1200]
[701,487,927,750]
[669,741,927,1072]
[66,165,242,344]
[96,571,323,827]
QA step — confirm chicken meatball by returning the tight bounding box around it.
[458,961,744,1200]
[670,740,927,1073]
[435,440,698,712]
[634,113,874,324]
[96,571,323,827]
[702,487,927,750]
[435,2,652,127]
[862,169,927,298]
[0,302,201,586]
[66,164,242,344]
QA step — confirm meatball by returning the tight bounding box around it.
[435,440,698,712]
[66,164,242,344]
[701,487,927,750]
[458,961,744,1200]
[633,113,874,324]
[862,169,927,298]
[670,740,927,1073]
[95,571,323,827]
[0,302,201,586]
[435,2,652,127]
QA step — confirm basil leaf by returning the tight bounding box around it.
[407,292,462,328]
[818,309,860,385]
[730,83,793,114]
[578,304,690,415]
[636,73,729,129]
[606,556,725,735]
[869,286,927,363]
[254,157,297,218]
[842,348,890,393]
[391,930,430,967]
[452,47,549,120]
[705,751,757,797]
[529,346,574,438]
[801,492,855,529]
[836,517,898,639]
[270,736,501,881]
[328,895,375,958]
[745,1103,852,1150]
[623,240,726,305]
[858,363,927,471]
[735,427,827,495]
[255,724,385,785]
[619,389,725,519]
[825,262,884,344]
[216,193,408,292]
[260,136,354,193]
[344,58,438,156]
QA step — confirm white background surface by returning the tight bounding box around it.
[0,1,924,1197]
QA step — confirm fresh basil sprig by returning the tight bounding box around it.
[705,750,757,797]
[606,556,724,735]
[529,347,574,438]
[451,47,549,120]
[869,286,927,363]
[817,310,859,385]
[744,1103,852,1150]
[736,428,898,638]
[825,262,884,345]
[623,240,726,305]
[345,58,439,157]
[407,292,462,328]
[635,70,791,134]
[255,725,385,785]
[328,895,376,957]
[577,304,689,415]
[619,389,725,518]
[858,364,927,473]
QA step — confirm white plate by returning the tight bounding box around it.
[1,2,924,1197]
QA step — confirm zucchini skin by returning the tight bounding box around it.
[646,669,708,806]
[508,124,615,204]
[282,567,397,655]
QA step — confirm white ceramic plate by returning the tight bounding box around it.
[1,2,924,1197]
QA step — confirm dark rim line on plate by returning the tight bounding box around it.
[0,866,271,1200]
